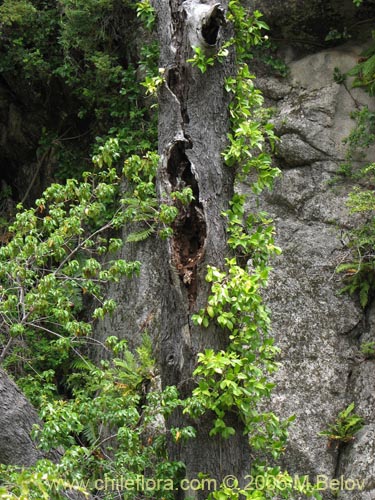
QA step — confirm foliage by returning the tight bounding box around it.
[223,66,279,193]
[336,181,375,308]
[141,69,165,97]
[329,32,375,401]
[333,64,375,309]
[360,340,375,358]
[187,44,231,73]
[343,107,375,163]
[224,2,280,191]
[224,195,281,266]
[186,6,288,79]
[333,67,347,85]
[325,28,351,42]
[0,2,200,499]
[121,152,184,242]
[319,403,364,444]
[136,0,156,31]
[187,6,267,73]
[0,337,192,500]
[187,46,217,73]
[0,1,328,499]
[226,4,269,60]
[187,255,290,455]
[187,192,286,456]
[0,145,136,373]
[0,0,158,182]
[0,137,185,376]
[348,33,375,95]
[0,461,86,500]
[253,38,289,78]
[0,0,198,494]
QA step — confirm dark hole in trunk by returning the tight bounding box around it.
[201,5,224,46]
[167,141,206,306]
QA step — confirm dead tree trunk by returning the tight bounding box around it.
[153,0,251,495]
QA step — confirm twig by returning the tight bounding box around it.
[20,148,52,206]
[0,336,13,364]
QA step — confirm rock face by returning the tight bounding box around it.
[243,41,375,499]
[3,1,373,495]
[247,0,375,46]
[0,369,43,466]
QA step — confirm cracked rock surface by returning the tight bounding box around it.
[243,42,375,498]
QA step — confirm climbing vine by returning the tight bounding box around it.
[185,2,321,498]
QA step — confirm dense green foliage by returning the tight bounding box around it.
[0,142,179,376]
[1,337,190,500]
[0,136,191,498]
[0,0,158,182]
[0,3,187,497]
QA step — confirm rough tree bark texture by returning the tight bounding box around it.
[0,368,42,466]
[93,4,375,498]
[153,0,251,495]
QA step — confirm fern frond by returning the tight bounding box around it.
[69,357,96,372]
[82,423,98,446]
[362,55,375,82]
[126,227,154,243]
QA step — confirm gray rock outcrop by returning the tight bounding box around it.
[0,368,43,466]
[243,40,375,499]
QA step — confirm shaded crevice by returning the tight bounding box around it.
[166,66,190,125]
[167,142,206,306]
[332,438,347,482]
[201,4,225,46]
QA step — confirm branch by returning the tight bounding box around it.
[53,218,115,275]
[0,336,13,364]
[20,148,52,206]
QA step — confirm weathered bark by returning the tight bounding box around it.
[153,1,251,496]
[0,368,43,466]
[3,1,375,498]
